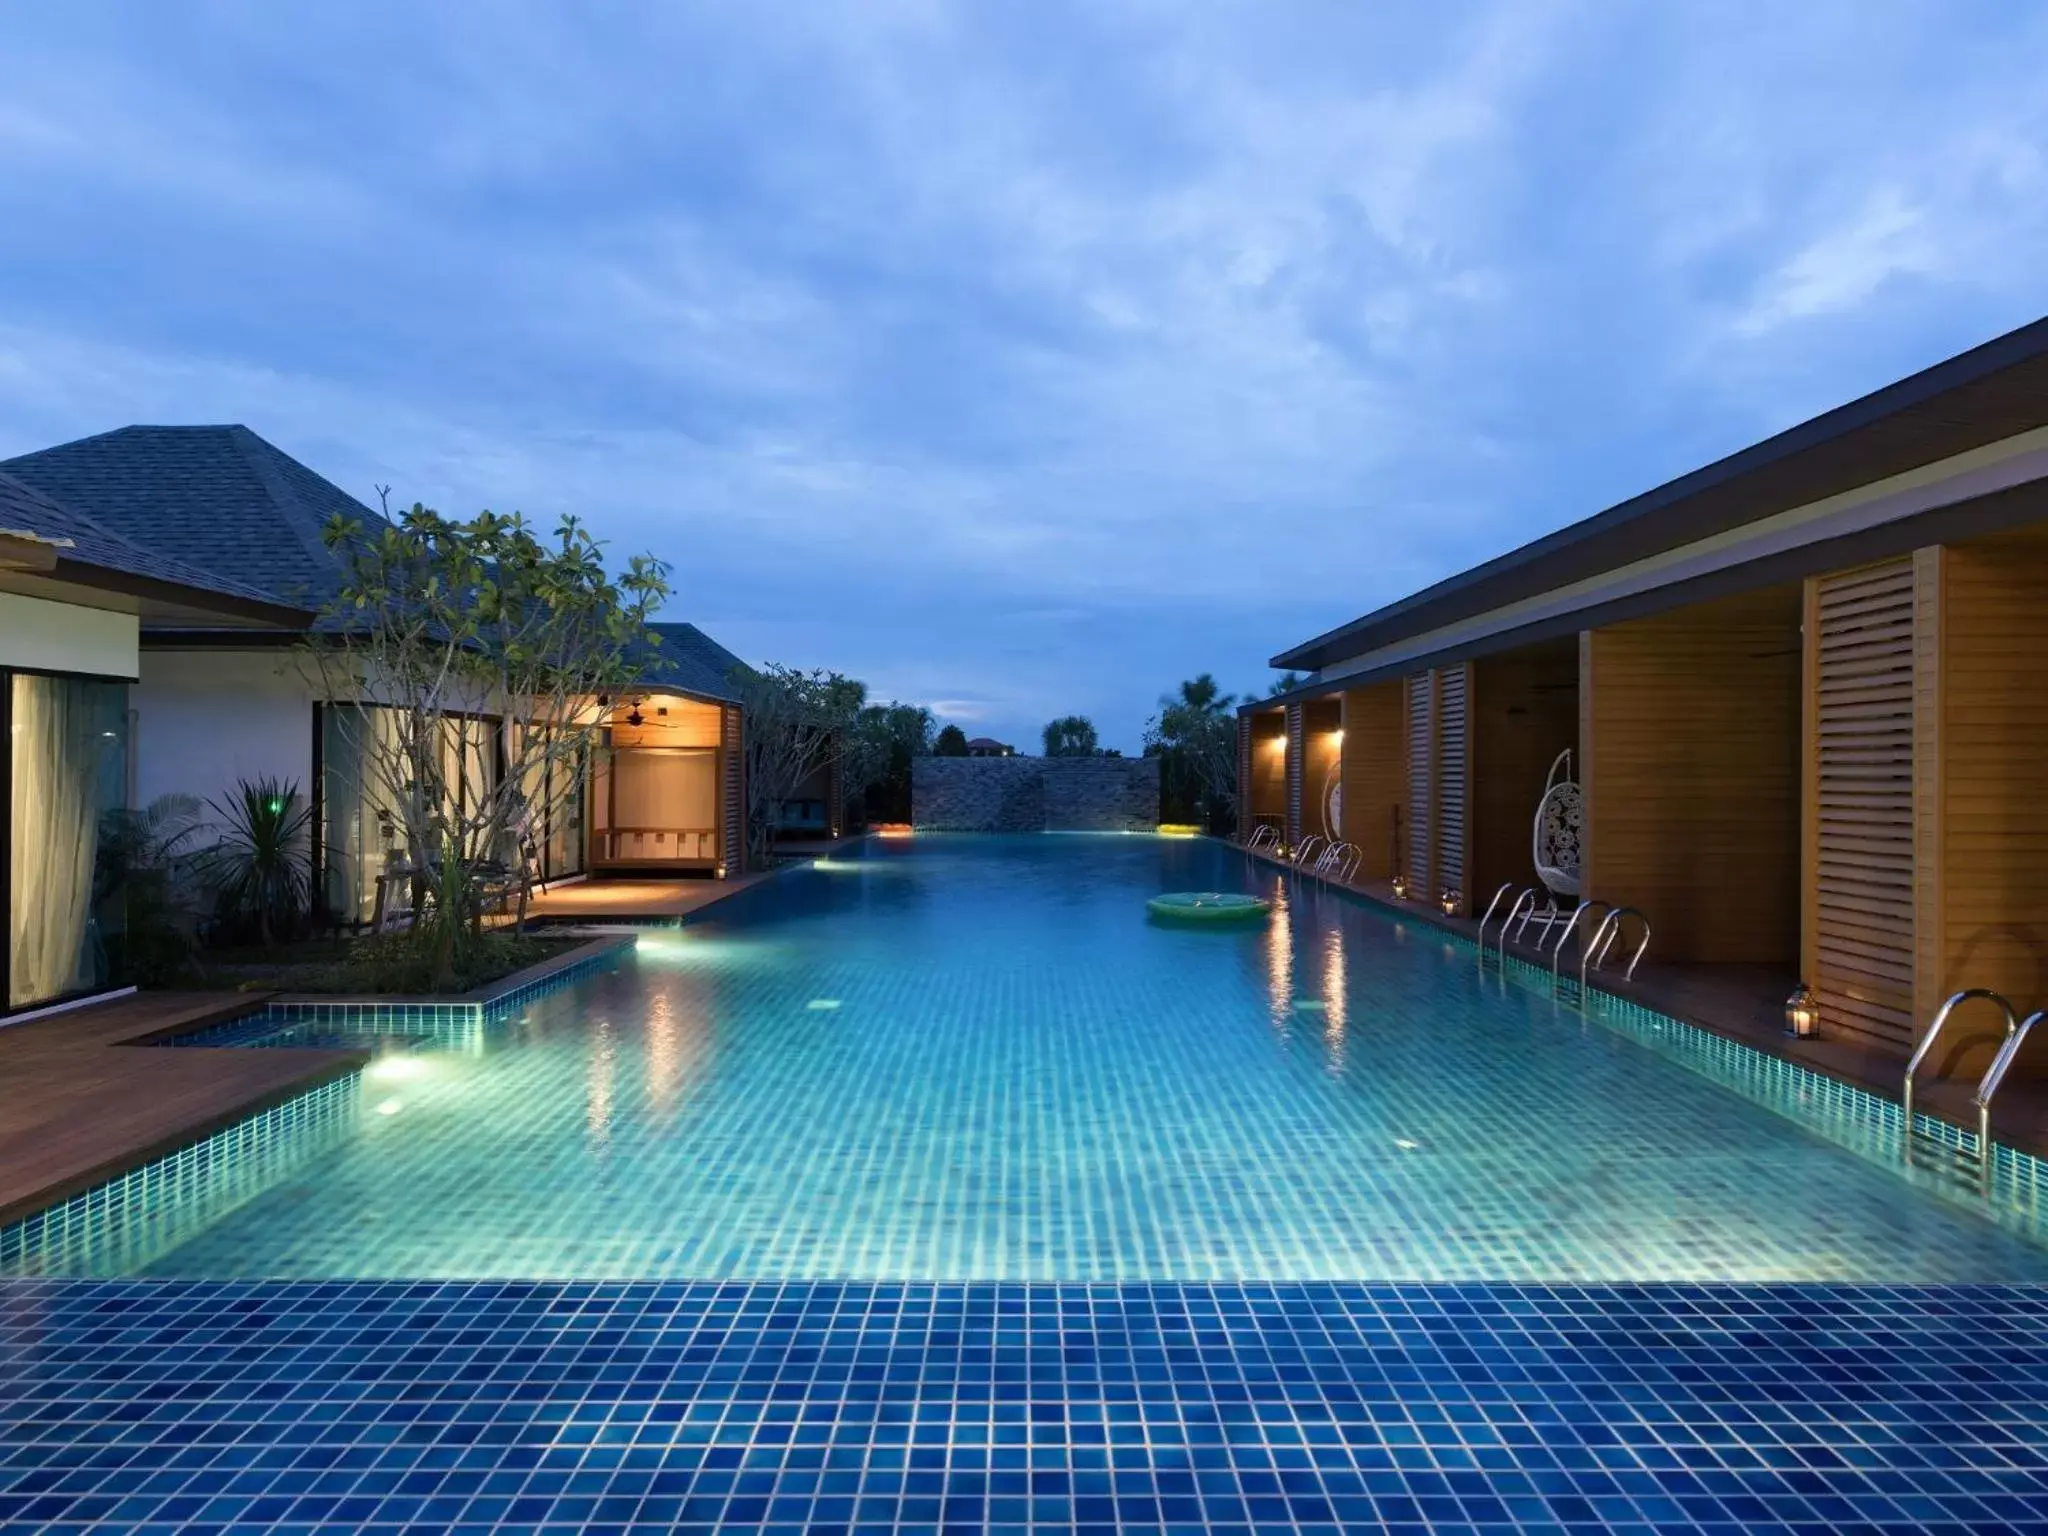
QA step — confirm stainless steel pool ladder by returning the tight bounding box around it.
[1547,899,1620,998]
[1903,988,2047,1191]
[1475,883,1517,969]
[1245,824,1280,855]
[1292,835,1327,869]
[1579,906,1650,994]
[1314,842,1360,881]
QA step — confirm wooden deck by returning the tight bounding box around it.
[0,991,368,1227]
[523,870,779,924]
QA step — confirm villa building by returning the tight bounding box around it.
[0,469,308,1015]
[1,425,753,930]
[1245,314,2048,1074]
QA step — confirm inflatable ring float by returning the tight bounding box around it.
[1146,891,1272,924]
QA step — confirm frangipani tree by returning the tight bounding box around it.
[307,502,668,987]
[731,663,867,865]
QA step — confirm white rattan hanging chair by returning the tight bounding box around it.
[1532,748,1582,901]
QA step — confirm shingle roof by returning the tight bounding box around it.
[0,424,384,614]
[0,468,297,613]
[636,621,750,702]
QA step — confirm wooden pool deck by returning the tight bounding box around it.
[523,870,777,924]
[0,991,368,1228]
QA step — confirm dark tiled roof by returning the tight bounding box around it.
[0,425,383,613]
[0,469,295,612]
[636,621,749,702]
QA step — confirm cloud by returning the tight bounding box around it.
[2,0,2046,750]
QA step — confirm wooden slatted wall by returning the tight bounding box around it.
[1434,664,1470,906]
[1924,533,2048,1065]
[1284,703,1305,846]
[1405,673,1435,895]
[1340,683,1406,884]
[721,704,745,874]
[1805,556,1919,1051]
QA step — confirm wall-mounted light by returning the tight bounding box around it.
[1785,983,1819,1038]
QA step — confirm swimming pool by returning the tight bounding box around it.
[14,833,2047,1284]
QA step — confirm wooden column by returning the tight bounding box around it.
[720,703,744,875]
[1434,663,1471,911]
[1284,702,1305,847]
[1404,672,1437,897]
[1340,682,1405,883]
[1803,557,1920,1052]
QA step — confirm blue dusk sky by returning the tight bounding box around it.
[4,4,2046,751]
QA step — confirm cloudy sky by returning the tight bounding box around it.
[4,3,2046,750]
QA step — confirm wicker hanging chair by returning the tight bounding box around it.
[1532,748,1582,900]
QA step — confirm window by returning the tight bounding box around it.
[8,672,128,1010]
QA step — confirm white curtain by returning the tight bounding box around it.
[10,676,103,1007]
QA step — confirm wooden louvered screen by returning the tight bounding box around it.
[721,704,745,874]
[1405,673,1434,894]
[1284,704,1305,845]
[1434,664,1469,903]
[1807,557,1919,1051]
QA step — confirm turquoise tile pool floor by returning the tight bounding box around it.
[12,835,2047,1283]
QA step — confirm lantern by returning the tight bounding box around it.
[1438,889,1461,918]
[1785,983,1819,1038]
[1391,873,1411,901]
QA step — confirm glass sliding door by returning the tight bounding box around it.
[9,672,127,1010]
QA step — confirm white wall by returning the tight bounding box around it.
[133,647,315,809]
[0,591,139,679]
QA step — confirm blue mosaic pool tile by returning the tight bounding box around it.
[3,1277,2048,1534]
[0,1076,361,1277]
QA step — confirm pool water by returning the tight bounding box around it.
[43,836,2048,1280]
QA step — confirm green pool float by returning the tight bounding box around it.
[1147,891,1272,924]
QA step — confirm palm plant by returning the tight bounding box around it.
[94,793,209,985]
[205,777,315,947]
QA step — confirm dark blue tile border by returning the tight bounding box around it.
[3,1278,2047,1533]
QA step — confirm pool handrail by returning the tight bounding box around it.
[1904,987,2019,1185]
[1580,906,1650,993]
[1972,1008,2047,1189]
[1548,899,1615,997]
[1486,886,1540,969]
[1292,834,1327,869]
[1474,883,1517,967]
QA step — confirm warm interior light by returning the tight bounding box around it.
[1157,823,1200,837]
[1330,728,1344,743]
[877,823,914,838]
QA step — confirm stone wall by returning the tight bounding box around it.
[913,757,1161,832]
